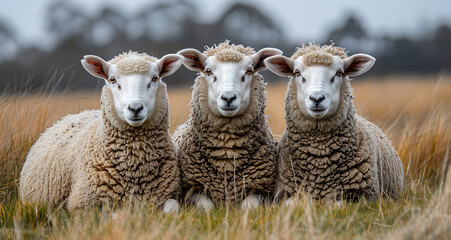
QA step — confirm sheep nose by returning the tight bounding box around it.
[309,95,325,106]
[128,103,144,116]
[221,94,237,105]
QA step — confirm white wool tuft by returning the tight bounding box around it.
[109,51,157,74]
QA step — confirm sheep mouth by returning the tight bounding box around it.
[127,117,145,123]
[126,117,146,127]
[128,117,144,122]
[309,107,326,112]
[220,107,238,111]
[218,106,239,117]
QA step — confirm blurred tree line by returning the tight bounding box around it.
[0,1,450,92]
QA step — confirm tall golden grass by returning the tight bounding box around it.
[0,76,450,239]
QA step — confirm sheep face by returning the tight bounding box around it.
[265,53,375,119]
[202,57,254,117]
[81,54,183,126]
[178,47,282,117]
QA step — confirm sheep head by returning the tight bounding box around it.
[81,51,183,127]
[178,41,282,117]
[265,43,375,120]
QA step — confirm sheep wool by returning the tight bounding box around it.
[174,43,277,204]
[277,44,403,201]
[203,40,256,62]
[110,51,157,75]
[20,52,180,210]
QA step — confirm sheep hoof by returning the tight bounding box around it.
[163,198,180,214]
[334,200,344,208]
[196,198,214,212]
[195,196,214,213]
[241,194,260,210]
[112,211,119,220]
[284,196,297,207]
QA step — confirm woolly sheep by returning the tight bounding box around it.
[264,43,403,204]
[20,51,184,212]
[175,40,282,211]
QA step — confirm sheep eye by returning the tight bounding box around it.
[246,67,253,75]
[294,70,301,77]
[109,77,116,83]
[205,68,212,75]
[152,75,158,82]
[336,70,343,77]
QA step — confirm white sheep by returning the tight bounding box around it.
[174,40,282,211]
[19,51,183,212]
[264,43,403,204]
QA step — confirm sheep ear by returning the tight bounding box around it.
[157,54,184,78]
[264,55,294,77]
[81,55,109,80]
[177,48,206,72]
[343,54,376,77]
[252,48,283,72]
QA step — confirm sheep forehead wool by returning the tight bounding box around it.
[203,40,255,62]
[291,42,348,66]
[109,51,157,75]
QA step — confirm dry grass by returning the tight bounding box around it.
[0,75,450,239]
[389,168,451,240]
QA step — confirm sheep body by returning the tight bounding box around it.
[20,110,98,206]
[20,52,181,210]
[174,74,277,204]
[274,44,403,201]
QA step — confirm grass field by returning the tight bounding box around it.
[0,76,450,239]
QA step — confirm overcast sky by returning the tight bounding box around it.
[1,0,451,49]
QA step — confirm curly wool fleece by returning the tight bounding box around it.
[277,77,403,201]
[202,40,256,62]
[291,42,348,66]
[110,51,157,74]
[20,82,180,210]
[174,74,277,204]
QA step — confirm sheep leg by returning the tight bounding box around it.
[163,198,180,213]
[189,193,214,212]
[67,178,98,211]
[241,194,261,210]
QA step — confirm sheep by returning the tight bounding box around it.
[264,43,403,204]
[19,51,184,212]
[175,40,282,211]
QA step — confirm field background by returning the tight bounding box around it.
[0,76,450,239]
